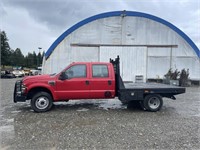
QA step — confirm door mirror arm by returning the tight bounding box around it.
[59,72,68,80]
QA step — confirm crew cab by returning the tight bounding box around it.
[14,56,185,112]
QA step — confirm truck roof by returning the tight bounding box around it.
[71,62,111,65]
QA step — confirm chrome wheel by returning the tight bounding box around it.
[148,97,160,109]
[31,92,53,112]
[143,94,163,112]
[35,97,49,110]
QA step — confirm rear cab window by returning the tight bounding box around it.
[92,64,109,78]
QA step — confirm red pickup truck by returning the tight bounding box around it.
[14,56,185,112]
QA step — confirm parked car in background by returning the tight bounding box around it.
[23,68,31,76]
[30,70,41,76]
[1,70,16,78]
[12,70,25,78]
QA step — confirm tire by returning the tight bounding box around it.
[143,94,163,112]
[31,92,53,112]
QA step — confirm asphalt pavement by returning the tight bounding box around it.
[0,78,199,150]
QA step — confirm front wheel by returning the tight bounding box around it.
[143,94,163,112]
[31,92,53,112]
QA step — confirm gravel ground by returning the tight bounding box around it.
[0,78,200,150]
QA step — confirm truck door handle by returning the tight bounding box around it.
[108,80,112,85]
[85,80,89,85]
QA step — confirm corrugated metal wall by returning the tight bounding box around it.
[43,16,200,81]
[100,46,147,81]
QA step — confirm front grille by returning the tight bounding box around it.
[14,80,26,103]
[14,80,23,96]
[16,80,22,91]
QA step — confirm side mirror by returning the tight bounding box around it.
[59,72,68,80]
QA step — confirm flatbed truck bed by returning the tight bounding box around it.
[124,82,184,89]
[110,56,185,111]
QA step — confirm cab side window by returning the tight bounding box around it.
[92,65,109,78]
[65,65,86,78]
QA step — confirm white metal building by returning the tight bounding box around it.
[42,11,200,82]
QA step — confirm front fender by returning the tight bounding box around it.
[27,83,58,100]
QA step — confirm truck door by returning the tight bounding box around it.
[90,64,115,99]
[56,64,90,100]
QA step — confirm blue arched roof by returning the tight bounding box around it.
[45,10,200,59]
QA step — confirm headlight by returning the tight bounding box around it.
[21,84,27,93]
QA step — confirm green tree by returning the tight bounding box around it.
[10,48,25,67]
[1,30,46,68]
[37,52,43,66]
[9,49,15,66]
[33,51,37,67]
[26,52,34,68]
[14,48,24,66]
[1,31,11,67]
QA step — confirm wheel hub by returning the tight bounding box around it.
[148,97,160,109]
[35,97,49,109]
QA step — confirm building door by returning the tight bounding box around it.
[147,47,171,79]
[99,46,147,82]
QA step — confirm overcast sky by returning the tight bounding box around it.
[1,0,200,55]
